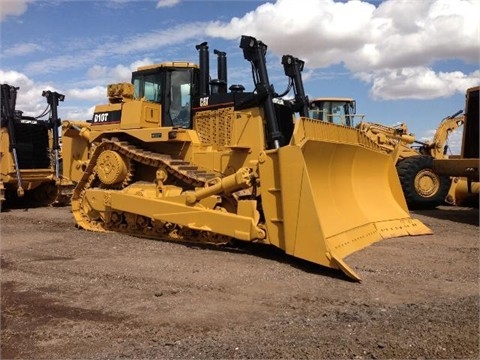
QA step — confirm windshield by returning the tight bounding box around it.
[309,101,356,126]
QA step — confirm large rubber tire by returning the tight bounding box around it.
[396,155,452,210]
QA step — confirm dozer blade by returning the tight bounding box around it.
[259,118,432,281]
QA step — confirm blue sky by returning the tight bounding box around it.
[1,0,478,153]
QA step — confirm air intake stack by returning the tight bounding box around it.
[195,42,210,97]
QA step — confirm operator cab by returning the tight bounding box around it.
[131,62,199,128]
[309,98,357,127]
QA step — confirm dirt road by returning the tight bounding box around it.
[1,205,478,359]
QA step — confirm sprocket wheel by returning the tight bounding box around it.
[95,149,134,189]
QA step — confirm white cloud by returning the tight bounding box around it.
[86,65,129,83]
[0,69,34,89]
[0,70,58,116]
[362,68,480,100]
[24,24,204,74]
[0,69,99,120]
[86,58,155,85]
[0,0,31,21]
[205,0,480,100]
[156,0,180,8]
[2,42,44,56]
[63,105,96,121]
[8,0,479,103]
[207,0,478,69]
[67,86,106,101]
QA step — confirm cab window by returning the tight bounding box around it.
[134,74,161,103]
[168,70,192,128]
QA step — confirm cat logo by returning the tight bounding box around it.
[20,119,38,124]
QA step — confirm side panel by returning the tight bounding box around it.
[61,134,90,184]
[121,101,162,129]
[192,106,267,175]
[90,101,163,131]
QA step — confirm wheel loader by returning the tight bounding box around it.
[0,84,72,209]
[433,86,479,207]
[61,35,431,281]
[309,97,464,209]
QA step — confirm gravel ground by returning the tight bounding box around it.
[1,205,478,359]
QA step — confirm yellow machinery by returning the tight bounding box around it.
[433,86,479,207]
[310,97,464,209]
[62,36,431,281]
[0,84,72,209]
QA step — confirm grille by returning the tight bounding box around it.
[14,121,51,169]
[194,107,233,146]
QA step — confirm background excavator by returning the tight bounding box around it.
[61,35,431,281]
[309,95,470,209]
[0,84,72,209]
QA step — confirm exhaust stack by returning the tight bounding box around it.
[195,42,210,97]
[213,49,228,94]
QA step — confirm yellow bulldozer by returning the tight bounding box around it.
[309,97,466,209]
[61,35,431,281]
[0,84,72,209]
